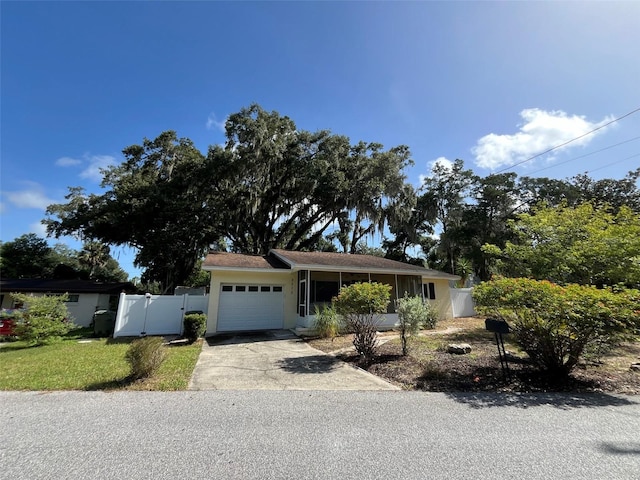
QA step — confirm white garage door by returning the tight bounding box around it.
[217,284,284,332]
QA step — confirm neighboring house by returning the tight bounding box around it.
[0,279,137,327]
[202,249,460,335]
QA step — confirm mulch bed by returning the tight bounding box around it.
[307,326,640,394]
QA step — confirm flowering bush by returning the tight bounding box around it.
[333,282,391,363]
[473,277,640,377]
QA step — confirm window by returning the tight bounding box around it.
[222,285,233,292]
[273,286,282,292]
[260,286,271,292]
[424,282,436,300]
[66,295,79,303]
[235,286,246,292]
[248,286,259,292]
[311,280,340,304]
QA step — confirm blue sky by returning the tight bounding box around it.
[2,1,639,279]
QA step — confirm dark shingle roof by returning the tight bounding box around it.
[0,279,137,294]
[202,252,289,270]
[202,249,459,280]
[271,249,459,279]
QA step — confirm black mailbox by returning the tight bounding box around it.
[485,318,510,334]
[485,318,511,380]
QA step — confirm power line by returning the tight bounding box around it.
[586,153,640,175]
[524,135,640,176]
[494,106,640,174]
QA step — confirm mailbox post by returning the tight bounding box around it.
[485,318,511,380]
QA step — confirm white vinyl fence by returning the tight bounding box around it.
[113,293,209,338]
[450,288,476,318]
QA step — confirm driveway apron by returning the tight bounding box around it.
[188,330,398,391]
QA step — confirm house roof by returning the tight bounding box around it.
[0,279,137,294]
[202,252,289,271]
[270,249,459,279]
[202,249,459,280]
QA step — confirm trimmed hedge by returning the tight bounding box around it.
[183,313,207,343]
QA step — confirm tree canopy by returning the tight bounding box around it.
[0,234,127,282]
[45,104,413,292]
[41,103,640,291]
[483,202,640,287]
[413,162,640,282]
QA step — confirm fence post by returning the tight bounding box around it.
[113,292,127,338]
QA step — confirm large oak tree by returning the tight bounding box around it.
[45,104,413,292]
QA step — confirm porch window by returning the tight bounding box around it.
[309,271,341,312]
[423,282,436,300]
[369,273,396,313]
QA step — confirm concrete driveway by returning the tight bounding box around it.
[188,330,398,390]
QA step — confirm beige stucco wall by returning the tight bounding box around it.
[206,270,297,335]
[204,269,455,334]
[424,278,454,319]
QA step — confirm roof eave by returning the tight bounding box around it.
[201,265,291,273]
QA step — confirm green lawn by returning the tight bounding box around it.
[0,335,202,391]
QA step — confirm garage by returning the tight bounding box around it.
[217,284,284,332]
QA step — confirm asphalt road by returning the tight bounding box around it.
[2,390,639,479]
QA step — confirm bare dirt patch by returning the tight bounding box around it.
[306,318,640,394]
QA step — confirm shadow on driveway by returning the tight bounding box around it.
[276,354,341,374]
[206,330,295,346]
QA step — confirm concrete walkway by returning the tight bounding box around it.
[188,330,399,391]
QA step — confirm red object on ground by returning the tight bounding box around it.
[0,318,16,336]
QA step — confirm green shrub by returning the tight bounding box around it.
[396,294,433,355]
[10,293,76,345]
[421,301,438,330]
[473,277,640,377]
[183,313,207,344]
[313,305,341,339]
[126,336,167,380]
[334,282,391,363]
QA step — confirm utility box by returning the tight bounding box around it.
[93,310,116,337]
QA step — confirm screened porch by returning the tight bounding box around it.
[296,270,425,330]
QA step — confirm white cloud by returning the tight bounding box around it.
[472,109,613,170]
[53,154,117,182]
[206,112,226,132]
[419,156,454,185]
[430,156,454,171]
[55,156,82,167]
[79,155,116,182]
[29,220,48,237]
[3,182,57,210]
[0,202,5,214]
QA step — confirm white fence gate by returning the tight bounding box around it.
[450,288,476,318]
[113,293,209,338]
